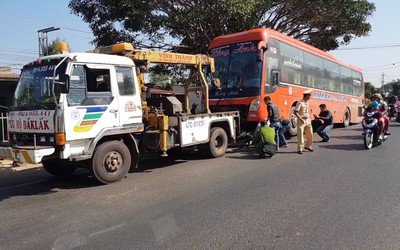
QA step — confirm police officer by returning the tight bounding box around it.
[294,90,314,154]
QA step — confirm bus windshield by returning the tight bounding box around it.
[210,41,262,99]
[13,59,67,109]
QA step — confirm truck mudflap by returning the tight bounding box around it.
[0,145,55,164]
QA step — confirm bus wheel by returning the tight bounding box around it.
[204,127,228,158]
[289,106,297,136]
[42,159,77,177]
[91,140,131,184]
[343,108,350,127]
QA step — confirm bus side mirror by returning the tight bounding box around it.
[256,49,264,62]
[271,70,280,86]
[257,41,267,62]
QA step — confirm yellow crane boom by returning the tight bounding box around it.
[91,43,214,114]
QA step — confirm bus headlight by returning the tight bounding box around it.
[249,98,260,111]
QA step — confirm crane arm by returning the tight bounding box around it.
[91,43,214,114]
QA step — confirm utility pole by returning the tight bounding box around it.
[381,72,385,93]
[37,27,60,57]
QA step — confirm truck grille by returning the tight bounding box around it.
[10,133,55,146]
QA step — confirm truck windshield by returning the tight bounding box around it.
[210,41,262,99]
[13,59,67,109]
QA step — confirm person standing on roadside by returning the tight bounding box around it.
[264,96,281,149]
[294,90,314,154]
[313,104,333,142]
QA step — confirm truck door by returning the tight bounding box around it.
[64,64,120,141]
[114,66,143,126]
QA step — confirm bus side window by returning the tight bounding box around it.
[326,79,335,91]
[323,59,341,92]
[266,56,279,91]
[281,71,289,83]
[294,72,301,85]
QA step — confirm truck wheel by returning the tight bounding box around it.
[205,127,228,158]
[343,108,350,127]
[91,141,131,184]
[42,159,77,177]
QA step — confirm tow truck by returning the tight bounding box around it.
[0,43,239,184]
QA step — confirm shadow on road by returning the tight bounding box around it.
[319,143,365,151]
[225,146,281,160]
[0,170,99,201]
[331,135,362,141]
[133,148,209,173]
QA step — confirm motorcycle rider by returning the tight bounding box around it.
[369,93,390,135]
[388,95,397,105]
[387,95,397,118]
[364,100,384,140]
[396,96,400,111]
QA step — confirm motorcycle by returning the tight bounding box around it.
[388,103,397,120]
[396,106,400,123]
[362,110,388,149]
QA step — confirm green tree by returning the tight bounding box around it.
[69,0,375,53]
[364,82,380,102]
[391,81,400,97]
[384,80,400,97]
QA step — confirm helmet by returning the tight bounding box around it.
[371,100,380,110]
[370,93,382,100]
[374,93,383,100]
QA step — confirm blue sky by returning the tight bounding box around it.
[0,0,94,69]
[0,0,398,87]
[331,0,400,88]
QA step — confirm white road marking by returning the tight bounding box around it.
[89,222,127,237]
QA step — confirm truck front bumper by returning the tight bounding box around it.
[0,143,55,164]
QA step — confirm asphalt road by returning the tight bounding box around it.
[1,122,400,249]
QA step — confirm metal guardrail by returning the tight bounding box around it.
[0,112,8,142]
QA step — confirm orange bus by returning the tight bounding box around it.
[209,28,364,134]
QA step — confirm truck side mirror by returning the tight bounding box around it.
[54,74,70,93]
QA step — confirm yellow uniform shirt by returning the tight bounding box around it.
[295,99,311,125]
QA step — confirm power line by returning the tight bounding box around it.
[0,48,38,55]
[0,11,93,35]
[337,43,400,50]
[363,62,400,70]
